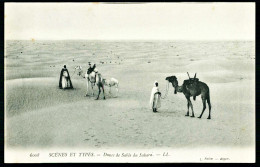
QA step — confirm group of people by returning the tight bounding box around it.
[59,63,162,113]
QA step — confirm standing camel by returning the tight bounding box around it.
[75,66,105,100]
[103,77,119,96]
[95,72,106,100]
[165,73,211,119]
[75,65,96,96]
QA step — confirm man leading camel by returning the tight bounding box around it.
[150,81,162,112]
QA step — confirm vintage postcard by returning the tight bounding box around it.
[4,2,255,163]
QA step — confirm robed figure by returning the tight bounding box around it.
[149,81,161,112]
[59,65,73,89]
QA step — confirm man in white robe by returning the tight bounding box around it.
[149,81,161,112]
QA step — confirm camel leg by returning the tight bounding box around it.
[109,86,111,94]
[91,83,94,96]
[189,100,195,117]
[85,79,89,96]
[198,96,206,118]
[185,96,193,116]
[207,96,211,119]
[185,96,195,117]
[102,85,106,100]
[96,86,101,100]
[185,100,190,116]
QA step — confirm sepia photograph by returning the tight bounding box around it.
[4,2,255,163]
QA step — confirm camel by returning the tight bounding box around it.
[75,65,95,96]
[75,66,105,99]
[165,73,211,119]
[95,73,106,100]
[103,77,119,96]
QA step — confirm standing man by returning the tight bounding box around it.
[149,81,161,112]
[59,65,73,89]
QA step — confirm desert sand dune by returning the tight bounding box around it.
[5,40,255,149]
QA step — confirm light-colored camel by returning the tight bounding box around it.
[74,66,96,96]
[103,77,119,96]
[75,66,105,100]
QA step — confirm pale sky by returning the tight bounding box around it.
[5,2,255,40]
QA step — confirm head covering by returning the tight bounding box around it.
[94,68,98,73]
[154,81,158,86]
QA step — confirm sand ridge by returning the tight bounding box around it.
[5,40,255,149]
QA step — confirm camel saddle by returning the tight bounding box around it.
[183,78,199,85]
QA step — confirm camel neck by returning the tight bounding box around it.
[177,85,183,92]
[171,83,182,92]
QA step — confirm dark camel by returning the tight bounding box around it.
[95,73,106,100]
[165,73,211,119]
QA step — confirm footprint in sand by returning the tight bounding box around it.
[91,135,95,138]
[84,138,90,141]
